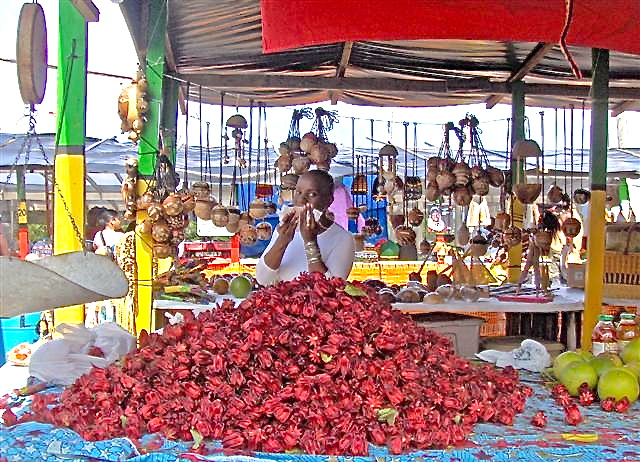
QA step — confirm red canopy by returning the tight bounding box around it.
[261,0,640,56]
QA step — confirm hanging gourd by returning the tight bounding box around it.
[512,139,543,204]
[117,69,149,143]
[307,107,339,171]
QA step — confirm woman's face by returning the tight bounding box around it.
[294,175,333,211]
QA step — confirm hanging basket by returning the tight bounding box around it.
[351,174,368,196]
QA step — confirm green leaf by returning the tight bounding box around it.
[345,284,366,297]
[376,407,399,425]
[320,352,333,363]
[190,428,204,449]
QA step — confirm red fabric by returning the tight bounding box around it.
[261,0,640,56]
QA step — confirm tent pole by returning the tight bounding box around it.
[507,81,525,283]
[53,0,91,327]
[582,49,609,349]
[16,166,29,259]
[135,0,171,335]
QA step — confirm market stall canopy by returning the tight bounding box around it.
[119,0,640,109]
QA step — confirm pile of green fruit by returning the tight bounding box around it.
[552,339,640,409]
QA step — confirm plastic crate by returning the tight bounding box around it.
[410,312,484,357]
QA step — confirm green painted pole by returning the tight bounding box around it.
[53,0,89,326]
[137,0,168,175]
[582,48,609,350]
[507,81,525,284]
[135,0,172,334]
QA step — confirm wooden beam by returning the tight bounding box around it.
[485,42,555,108]
[178,73,640,100]
[611,100,640,117]
[70,0,99,22]
[336,41,354,78]
[164,34,187,115]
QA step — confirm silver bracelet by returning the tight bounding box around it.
[307,255,322,265]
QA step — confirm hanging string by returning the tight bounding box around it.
[205,122,211,186]
[413,122,418,177]
[184,81,190,188]
[403,121,409,222]
[554,108,558,185]
[197,85,204,183]
[219,92,225,201]
[580,100,586,189]
[256,104,262,187]
[563,107,568,193]
[505,118,511,171]
[540,111,545,200]
[263,105,269,186]
[351,117,356,206]
[569,104,575,210]
[248,100,254,196]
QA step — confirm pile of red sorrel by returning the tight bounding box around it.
[10,273,532,455]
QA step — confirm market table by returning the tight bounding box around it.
[2,370,640,461]
[394,288,585,351]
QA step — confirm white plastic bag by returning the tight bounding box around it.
[29,322,136,385]
[475,339,551,372]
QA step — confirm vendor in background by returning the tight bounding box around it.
[256,170,355,286]
[93,209,124,255]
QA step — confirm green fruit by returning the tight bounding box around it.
[623,362,640,382]
[621,338,640,364]
[558,362,598,396]
[380,241,400,257]
[229,275,252,299]
[597,368,640,403]
[553,351,586,378]
[589,353,623,377]
[574,349,594,362]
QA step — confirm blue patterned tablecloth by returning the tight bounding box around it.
[2,373,640,462]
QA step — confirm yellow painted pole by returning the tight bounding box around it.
[134,181,154,334]
[53,1,92,326]
[582,49,609,350]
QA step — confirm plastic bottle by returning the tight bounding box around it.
[592,314,617,356]
[616,312,639,351]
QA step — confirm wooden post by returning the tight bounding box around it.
[508,81,525,283]
[582,49,609,349]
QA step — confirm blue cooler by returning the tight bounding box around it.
[0,313,41,366]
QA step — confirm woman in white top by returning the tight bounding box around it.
[93,210,124,255]
[256,170,355,286]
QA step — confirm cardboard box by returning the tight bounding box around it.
[411,312,484,358]
[567,262,586,288]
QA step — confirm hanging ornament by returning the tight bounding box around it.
[256,221,273,241]
[211,204,230,227]
[117,68,149,143]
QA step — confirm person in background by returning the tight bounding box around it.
[256,170,355,286]
[93,209,124,255]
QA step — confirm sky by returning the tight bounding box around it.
[1,0,639,163]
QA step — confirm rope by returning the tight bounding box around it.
[183,81,190,188]
[219,92,225,201]
[248,100,254,195]
[560,0,582,79]
[580,100,586,188]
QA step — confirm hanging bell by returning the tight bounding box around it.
[404,176,423,200]
[226,114,248,129]
[514,184,542,204]
[211,205,230,227]
[256,221,273,241]
[573,188,591,205]
[238,225,258,246]
[562,217,582,238]
[351,174,368,196]
[407,207,425,227]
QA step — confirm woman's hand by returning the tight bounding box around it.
[300,204,321,243]
[276,210,298,245]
